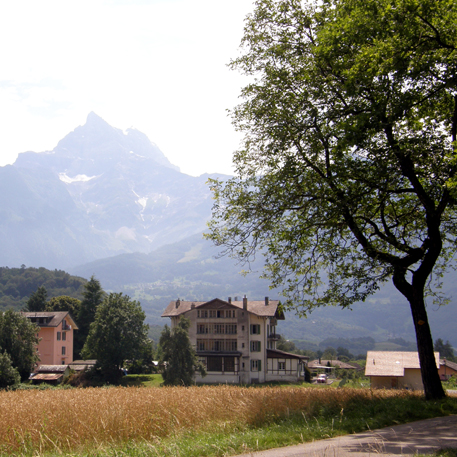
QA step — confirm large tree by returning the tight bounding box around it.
[81,293,149,381]
[159,318,206,386]
[75,276,105,358]
[0,310,39,380]
[206,0,457,399]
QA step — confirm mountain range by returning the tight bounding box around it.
[2,112,222,269]
[1,113,456,348]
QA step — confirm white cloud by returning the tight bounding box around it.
[0,0,253,176]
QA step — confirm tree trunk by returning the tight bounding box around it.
[393,273,446,400]
[408,290,445,400]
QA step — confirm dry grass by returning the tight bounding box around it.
[0,386,424,455]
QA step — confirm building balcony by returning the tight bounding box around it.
[267,333,281,341]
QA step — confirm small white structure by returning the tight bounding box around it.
[365,351,440,390]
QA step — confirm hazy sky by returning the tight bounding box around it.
[0,0,254,177]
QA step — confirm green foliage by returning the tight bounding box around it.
[46,295,81,316]
[0,351,20,389]
[75,276,105,358]
[0,266,86,312]
[206,0,457,400]
[26,285,48,312]
[434,338,456,361]
[159,317,206,386]
[81,293,149,381]
[0,310,39,380]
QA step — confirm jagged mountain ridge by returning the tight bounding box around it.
[1,113,223,269]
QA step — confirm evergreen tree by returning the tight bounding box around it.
[434,338,455,361]
[25,286,47,312]
[75,276,105,358]
[159,317,206,386]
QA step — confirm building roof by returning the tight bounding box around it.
[308,359,360,369]
[365,351,440,377]
[36,365,69,373]
[440,358,457,372]
[267,349,309,360]
[68,360,96,371]
[30,373,64,381]
[161,297,284,319]
[22,311,79,330]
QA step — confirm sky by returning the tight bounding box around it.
[0,0,255,177]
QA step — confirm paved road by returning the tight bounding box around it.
[232,415,457,457]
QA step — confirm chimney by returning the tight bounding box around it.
[234,296,238,301]
[243,295,248,310]
[265,296,269,306]
[228,297,232,304]
[175,299,180,309]
[191,303,195,309]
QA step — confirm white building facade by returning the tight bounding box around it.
[161,296,307,384]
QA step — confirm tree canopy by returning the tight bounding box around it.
[206,0,457,399]
[0,310,39,380]
[74,276,105,359]
[159,317,206,386]
[81,293,149,381]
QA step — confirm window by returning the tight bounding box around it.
[241,343,245,348]
[226,324,237,334]
[278,362,286,370]
[197,310,208,318]
[61,346,66,355]
[225,310,236,318]
[250,341,261,352]
[251,360,261,371]
[62,332,66,341]
[224,357,235,372]
[197,324,208,334]
[250,324,261,335]
[57,332,61,341]
[207,356,223,371]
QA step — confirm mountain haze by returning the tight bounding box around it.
[2,113,222,269]
[2,113,456,348]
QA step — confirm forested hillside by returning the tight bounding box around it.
[0,267,87,311]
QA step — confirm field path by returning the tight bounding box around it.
[232,415,457,457]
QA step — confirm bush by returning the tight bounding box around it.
[0,351,20,389]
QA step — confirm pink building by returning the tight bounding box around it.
[23,312,78,368]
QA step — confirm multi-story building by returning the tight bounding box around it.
[23,311,78,368]
[162,296,307,384]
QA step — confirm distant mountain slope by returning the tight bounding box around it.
[0,113,222,268]
[0,266,87,311]
[69,233,457,347]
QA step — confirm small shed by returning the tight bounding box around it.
[30,365,71,384]
[365,351,440,390]
[68,360,97,373]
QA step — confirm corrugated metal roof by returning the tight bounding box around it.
[162,298,281,318]
[31,373,63,381]
[365,351,440,377]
